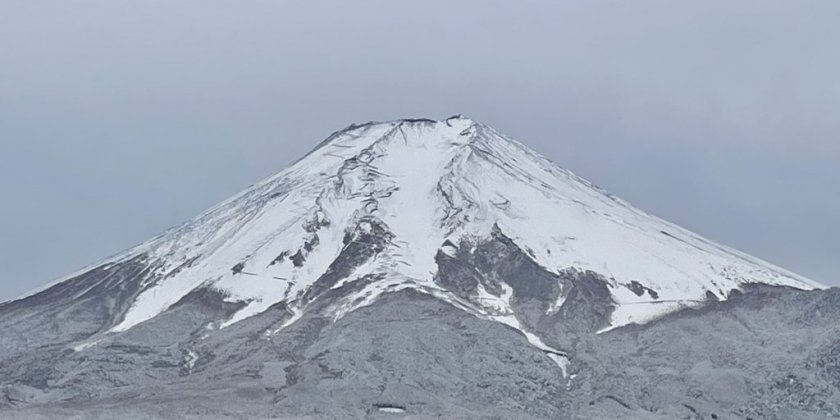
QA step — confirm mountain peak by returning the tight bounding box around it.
[295,115,481,168]
[13,118,821,354]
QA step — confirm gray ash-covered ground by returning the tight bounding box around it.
[2,285,839,419]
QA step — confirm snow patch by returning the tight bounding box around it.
[72,338,103,352]
[184,350,199,372]
[376,405,406,414]
[546,353,571,378]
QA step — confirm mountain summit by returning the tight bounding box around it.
[2,117,835,419]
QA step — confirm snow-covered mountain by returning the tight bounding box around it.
[2,116,835,420]
[17,116,821,349]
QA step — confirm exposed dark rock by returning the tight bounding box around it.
[626,280,660,300]
[231,263,245,275]
[301,218,393,304]
[303,234,320,252]
[269,251,289,266]
[290,250,306,267]
[551,268,616,334]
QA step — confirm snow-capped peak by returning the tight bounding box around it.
[49,116,818,338]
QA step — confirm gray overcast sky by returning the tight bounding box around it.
[1,1,838,302]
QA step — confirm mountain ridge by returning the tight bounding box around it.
[1,116,837,419]
[7,116,821,338]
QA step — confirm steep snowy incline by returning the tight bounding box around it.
[433,123,822,328]
[26,116,819,337]
[109,117,481,332]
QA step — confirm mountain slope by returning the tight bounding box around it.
[7,116,822,348]
[0,116,832,419]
